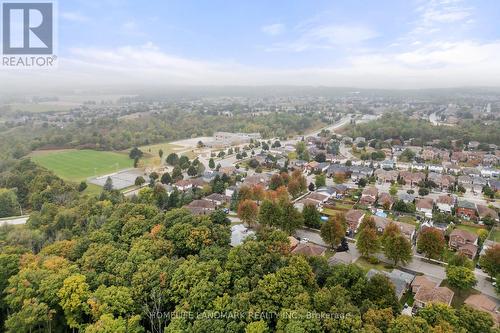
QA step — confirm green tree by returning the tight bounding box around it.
[445,265,477,292]
[160,172,172,184]
[321,214,347,248]
[166,153,179,166]
[172,166,183,181]
[303,203,321,229]
[103,177,113,192]
[357,223,380,258]
[78,181,88,192]
[187,165,197,177]
[457,305,495,333]
[388,315,429,333]
[135,176,146,186]
[315,174,326,188]
[57,274,91,329]
[382,224,412,266]
[158,149,164,159]
[129,147,143,160]
[417,228,445,259]
[209,158,215,169]
[0,188,21,217]
[479,244,500,278]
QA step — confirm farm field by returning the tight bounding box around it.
[31,149,132,181]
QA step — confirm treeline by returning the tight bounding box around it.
[346,113,500,145]
[0,164,497,332]
[0,110,324,164]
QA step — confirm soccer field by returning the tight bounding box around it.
[31,149,133,181]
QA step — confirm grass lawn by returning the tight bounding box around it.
[397,215,418,225]
[439,280,479,309]
[32,149,132,182]
[138,142,196,164]
[82,183,103,196]
[487,228,500,242]
[455,224,487,236]
[354,257,393,273]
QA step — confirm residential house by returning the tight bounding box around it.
[477,204,499,224]
[345,209,365,234]
[397,192,415,204]
[219,166,237,176]
[291,243,326,256]
[185,199,217,215]
[360,187,378,206]
[416,198,434,218]
[436,195,455,213]
[428,164,444,173]
[464,294,500,327]
[449,229,478,259]
[481,167,500,178]
[399,171,425,187]
[242,173,271,188]
[375,169,398,183]
[350,166,373,181]
[204,193,231,206]
[372,216,415,241]
[367,269,415,300]
[225,185,237,197]
[412,276,454,308]
[456,200,477,220]
[326,164,350,179]
[380,159,395,170]
[378,192,394,209]
[174,179,193,191]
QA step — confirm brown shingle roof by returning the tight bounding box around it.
[291,243,326,256]
[450,229,478,243]
[415,286,454,306]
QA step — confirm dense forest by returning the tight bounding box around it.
[0,160,497,332]
[346,113,500,146]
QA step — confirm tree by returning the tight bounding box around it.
[135,176,146,186]
[187,165,197,177]
[158,149,164,159]
[315,152,326,163]
[357,223,380,258]
[457,305,495,333]
[308,182,315,191]
[315,174,326,188]
[303,203,321,229]
[479,244,500,278]
[383,230,412,266]
[238,200,259,227]
[388,315,429,333]
[445,265,477,292]
[129,147,143,160]
[389,184,398,196]
[103,177,113,192]
[209,158,215,169]
[418,187,430,196]
[58,274,91,329]
[78,181,88,192]
[172,166,183,181]
[0,188,21,217]
[358,178,367,188]
[417,228,445,259]
[321,214,347,248]
[166,153,179,166]
[161,172,172,185]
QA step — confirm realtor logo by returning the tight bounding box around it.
[2,2,53,54]
[2,1,56,67]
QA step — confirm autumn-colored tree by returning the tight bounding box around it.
[252,185,265,204]
[57,274,91,329]
[357,225,380,258]
[238,199,259,227]
[445,265,477,293]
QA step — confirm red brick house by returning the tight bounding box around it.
[449,229,478,259]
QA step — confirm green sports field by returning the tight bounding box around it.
[31,150,133,181]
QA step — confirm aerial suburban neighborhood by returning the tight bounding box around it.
[1,0,500,331]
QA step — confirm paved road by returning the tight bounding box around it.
[0,215,29,226]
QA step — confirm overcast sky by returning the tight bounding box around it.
[2,0,500,91]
